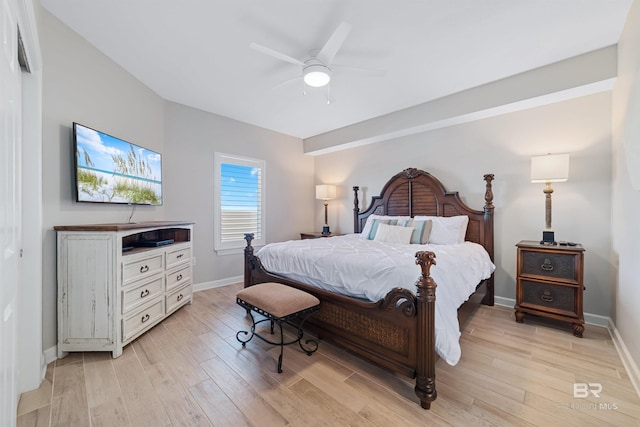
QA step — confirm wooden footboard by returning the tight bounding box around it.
[244,233,438,409]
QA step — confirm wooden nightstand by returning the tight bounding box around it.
[300,232,336,239]
[515,240,585,337]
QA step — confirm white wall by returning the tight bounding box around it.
[612,0,640,379]
[315,92,613,317]
[40,7,167,351]
[163,102,314,284]
[38,6,314,353]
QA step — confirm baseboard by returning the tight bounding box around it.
[494,296,640,398]
[494,296,609,327]
[610,321,640,398]
[40,353,46,382]
[193,276,243,292]
[494,296,515,309]
[44,345,57,365]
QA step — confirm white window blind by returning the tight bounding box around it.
[214,153,265,253]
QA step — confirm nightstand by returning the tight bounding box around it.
[515,240,585,337]
[300,232,336,239]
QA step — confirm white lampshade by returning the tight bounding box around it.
[531,153,570,183]
[315,184,336,200]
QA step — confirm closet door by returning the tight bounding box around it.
[0,0,23,425]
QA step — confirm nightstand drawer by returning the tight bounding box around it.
[519,279,577,316]
[520,251,578,282]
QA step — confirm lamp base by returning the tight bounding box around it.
[540,230,557,245]
[322,225,330,235]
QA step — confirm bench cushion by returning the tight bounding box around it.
[237,283,320,318]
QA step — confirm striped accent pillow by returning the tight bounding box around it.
[396,219,433,244]
[367,218,398,239]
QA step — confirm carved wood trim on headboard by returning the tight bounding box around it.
[353,168,495,262]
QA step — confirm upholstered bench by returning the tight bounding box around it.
[236,282,320,373]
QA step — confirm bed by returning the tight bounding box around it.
[243,167,495,409]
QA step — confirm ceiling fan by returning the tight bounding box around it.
[250,22,380,101]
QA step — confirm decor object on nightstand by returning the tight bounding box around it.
[531,153,569,245]
[514,240,585,337]
[316,184,337,235]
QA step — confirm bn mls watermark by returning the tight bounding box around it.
[573,382,602,398]
[556,383,619,411]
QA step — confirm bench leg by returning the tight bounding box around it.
[277,320,284,373]
[235,310,257,347]
[236,299,319,373]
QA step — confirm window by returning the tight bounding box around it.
[214,153,265,253]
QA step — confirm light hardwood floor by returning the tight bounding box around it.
[17,283,640,426]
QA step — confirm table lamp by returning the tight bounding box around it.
[315,184,336,235]
[531,153,569,245]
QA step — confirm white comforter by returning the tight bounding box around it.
[255,234,495,365]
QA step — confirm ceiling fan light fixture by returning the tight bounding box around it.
[303,64,331,87]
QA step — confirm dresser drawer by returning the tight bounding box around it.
[122,297,164,342]
[166,283,192,314]
[166,245,191,269]
[519,250,578,282]
[122,253,164,283]
[519,279,577,316]
[166,264,192,292]
[122,275,164,314]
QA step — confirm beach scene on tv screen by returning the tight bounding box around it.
[75,124,162,205]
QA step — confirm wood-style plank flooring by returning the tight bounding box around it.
[17,283,640,426]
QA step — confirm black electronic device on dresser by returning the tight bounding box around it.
[515,240,585,337]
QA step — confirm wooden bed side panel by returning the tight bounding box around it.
[244,253,419,376]
[308,299,418,378]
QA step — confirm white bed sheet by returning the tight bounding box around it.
[255,233,495,365]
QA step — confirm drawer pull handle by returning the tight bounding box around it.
[140,265,149,273]
[541,259,554,271]
[177,294,184,302]
[141,313,150,323]
[541,290,554,302]
[176,274,183,281]
[140,289,149,298]
[177,254,184,259]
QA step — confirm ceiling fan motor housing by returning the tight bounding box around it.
[303,60,332,87]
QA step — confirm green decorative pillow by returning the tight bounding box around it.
[396,219,433,244]
[367,218,398,239]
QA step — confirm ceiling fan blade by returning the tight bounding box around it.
[332,64,385,77]
[317,21,352,65]
[250,42,305,66]
[271,75,302,91]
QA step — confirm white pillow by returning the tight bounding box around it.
[414,215,469,244]
[373,223,414,244]
[360,214,411,238]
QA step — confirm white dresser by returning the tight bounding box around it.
[55,221,194,358]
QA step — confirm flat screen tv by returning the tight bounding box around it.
[73,122,163,205]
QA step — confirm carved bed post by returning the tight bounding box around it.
[414,251,437,409]
[482,174,495,306]
[353,186,360,233]
[244,233,254,288]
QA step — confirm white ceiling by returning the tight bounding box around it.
[40,0,632,139]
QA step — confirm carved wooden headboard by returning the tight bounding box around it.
[353,168,495,262]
